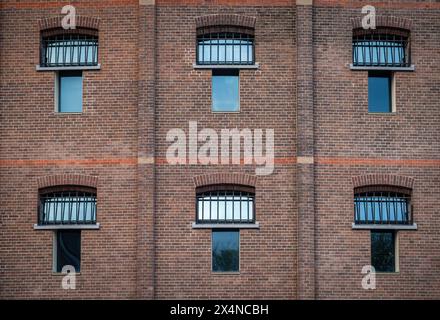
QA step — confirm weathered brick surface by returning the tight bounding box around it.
[0,0,439,299]
[313,5,440,299]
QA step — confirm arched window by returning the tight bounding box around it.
[40,29,99,67]
[352,27,410,67]
[196,26,255,65]
[196,184,255,224]
[38,186,97,225]
[354,185,412,225]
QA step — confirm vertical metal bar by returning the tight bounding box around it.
[68,191,73,224]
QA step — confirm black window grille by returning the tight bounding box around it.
[196,185,255,223]
[41,33,99,67]
[352,28,410,67]
[197,32,254,65]
[354,187,411,225]
[38,188,97,225]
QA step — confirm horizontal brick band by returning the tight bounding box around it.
[0,157,439,167]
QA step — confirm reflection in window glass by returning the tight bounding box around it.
[371,231,395,272]
[59,71,83,112]
[212,69,239,112]
[56,230,81,272]
[368,71,392,113]
[354,190,410,225]
[42,34,98,67]
[197,32,254,65]
[39,189,97,225]
[196,189,255,224]
[212,230,239,272]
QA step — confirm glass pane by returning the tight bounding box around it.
[368,72,391,113]
[218,197,226,221]
[212,230,239,272]
[197,198,203,221]
[59,71,83,112]
[203,197,210,220]
[371,231,395,272]
[56,230,81,272]
[233,200,241,221]
[225,198,233,220]
[212,70,239,112]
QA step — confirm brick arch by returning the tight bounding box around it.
[195,14,256,29]
[38,15,100,31]
[351,16,412,31]
[193,173,257,188]
[37,174,98,190]
[352,174,414,190]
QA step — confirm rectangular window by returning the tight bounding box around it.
[41,33,99,67]
[39,188,97,225]
[197,188,255,224]
[197,32,254,65]
[58,71,83,113]
[371,231,396,272]
[354,189,411,225]
[368,71,393,113]
[212,230,239,272]
[352,30,410,67]
[55,230,81,273]
[212,69,239,112]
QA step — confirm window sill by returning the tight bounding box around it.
[34,223,100,230]
[52,112,83,115]
[211,272,240,275]
[52,272,81,276]
[367,112,397,115]
[352,223,417,230]
[375,271,400,275]
[192,222,259,229]
[193,63,259,70]
[349,64,415,72]
[36,64,101,71]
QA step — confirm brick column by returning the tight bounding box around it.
[136,0,156,299]
[296,0,316,299]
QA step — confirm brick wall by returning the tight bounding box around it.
[0,0,439,299]
[313,4,440,298]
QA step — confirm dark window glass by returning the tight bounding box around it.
[212,230,239,272]
[39,188,97,225]
[212,69,239,112]
[56,230,81,272]
[354,190,411,225]
[41,34,98,67]
[368,71,392,113]
[59,71,83,112]
[352,31,410,67]
[197,32,254,65]
[371,231,395,272]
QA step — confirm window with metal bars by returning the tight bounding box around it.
[352,28,410,67]
[38,187,97,225]
[354,186,412,225]
[197,32,254,65]
[196,185,255,224]
[40,33,99,67]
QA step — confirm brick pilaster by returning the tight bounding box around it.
[136,0,156,299]
[296,0,316,300]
